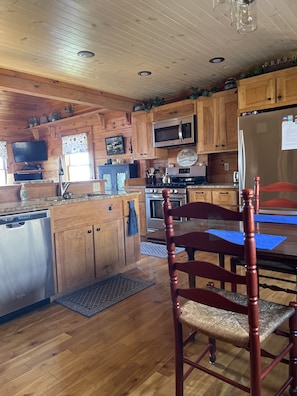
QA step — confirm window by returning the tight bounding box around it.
[65,152,91,181]
[0,157,6,185]
[61,131,93,181]
[0,141,7,185]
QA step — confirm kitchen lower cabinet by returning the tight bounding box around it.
[54,226,95,292]
[93,218,125,278]
[122,197,141,265]
[188,188,238,210]
[51,194,140,293]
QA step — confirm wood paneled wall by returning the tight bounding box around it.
[2,107,238,187]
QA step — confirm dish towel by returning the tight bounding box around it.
[128,200,139,236]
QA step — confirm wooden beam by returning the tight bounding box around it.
[0,68,137,113]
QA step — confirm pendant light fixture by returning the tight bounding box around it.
[213,0,257,33]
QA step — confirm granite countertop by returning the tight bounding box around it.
[0,191,139,216]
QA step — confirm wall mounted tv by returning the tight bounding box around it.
[12,140,48,163]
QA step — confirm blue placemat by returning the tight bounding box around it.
[205,229,286,250]
[255,214,297,225]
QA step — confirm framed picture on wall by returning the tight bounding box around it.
[105,135,125,156]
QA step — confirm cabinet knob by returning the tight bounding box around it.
[108,204,113,211]
[87,229,92,234]
[277,95,282,100]
[96,227,101,232]
[267,97,272,101]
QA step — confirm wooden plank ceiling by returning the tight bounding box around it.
[0,0,296,126]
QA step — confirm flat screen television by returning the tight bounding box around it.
[12,140,48,163]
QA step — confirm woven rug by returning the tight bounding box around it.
[55,274,154,317]
[140,241,184,258]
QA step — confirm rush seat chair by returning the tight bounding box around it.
[162,188,297,396]
[231,176,297,295]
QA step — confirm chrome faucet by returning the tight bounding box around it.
[57,157,71,197]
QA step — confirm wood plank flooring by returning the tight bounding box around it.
[0,251,295,395]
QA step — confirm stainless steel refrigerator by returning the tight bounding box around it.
[238,107,297,212]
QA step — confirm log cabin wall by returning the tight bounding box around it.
[1,98,238,187]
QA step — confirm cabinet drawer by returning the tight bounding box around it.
[51,198,123,232]
[188,189,212,203]
[212,190,237,207]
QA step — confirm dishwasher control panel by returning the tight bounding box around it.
[0,210,50,225]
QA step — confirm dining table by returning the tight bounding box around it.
[146,214,297,291]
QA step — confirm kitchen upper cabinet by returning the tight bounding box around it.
[238,67,297,112]
[197,89,237,154]
[152,99,196,121]
[188,187,238,211]
[131,111,167,159]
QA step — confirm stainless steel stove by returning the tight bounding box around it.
[145,165,207,232]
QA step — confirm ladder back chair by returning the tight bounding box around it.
[231,176,297,295]
[162,188,297,396]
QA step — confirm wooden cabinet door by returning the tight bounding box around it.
[132,111,156,159]
[218,90,238,151]
[132,111,167,159]
[93,219,125,278]
[197,98,216,153]
[238,76,276,112]
[277,68,297,106]
[55,226,95,292]
[188,189,212,203]
[212,190,238,210]
[153,100,195,121]
[197,90,237,153]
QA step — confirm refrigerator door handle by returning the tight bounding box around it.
[238,129,246,198]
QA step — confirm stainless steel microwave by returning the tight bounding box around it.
[152,114,196,148]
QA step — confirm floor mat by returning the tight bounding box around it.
[55,274,154,317]
[140,241,184,258]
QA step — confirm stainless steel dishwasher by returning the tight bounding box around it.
[0,209,55,319]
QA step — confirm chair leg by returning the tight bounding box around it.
[209,337,216,365]
[175,321,184,396]
[289,302,297,395]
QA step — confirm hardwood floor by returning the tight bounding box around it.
[0,251,295,395]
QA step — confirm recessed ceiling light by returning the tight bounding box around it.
[138,71,152,76]
[77,50,95,58]
[209,57,225,64]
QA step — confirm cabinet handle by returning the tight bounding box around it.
[96,227,101,232]
[219,192,229,195]
[169,111,178,114]
[195,191,205,195]
[87,229,92,234]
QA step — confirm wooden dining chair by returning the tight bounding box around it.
[232,176,297,295]
[162,188,297,396]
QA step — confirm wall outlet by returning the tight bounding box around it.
[224,162,229,171]
[92,182,101,192]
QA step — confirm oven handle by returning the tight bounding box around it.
[146,194,185,199]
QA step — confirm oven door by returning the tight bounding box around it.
[145,193,187,232]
